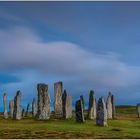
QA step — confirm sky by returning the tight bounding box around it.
[0,1,140,111]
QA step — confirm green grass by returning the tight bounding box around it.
[0,106,140,138]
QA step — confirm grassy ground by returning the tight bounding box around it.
[0,106,140,139]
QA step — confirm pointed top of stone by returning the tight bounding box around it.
[63,89,67,96]
[80,95,84,102]
[100,96,103,99]
[108,91,112,96]
[80,95,83,98]
[16,90,21,96]
[33,97,36,102]
[63,90,67,99]
[90,90,94,93]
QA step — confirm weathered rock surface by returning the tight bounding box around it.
[32,98,37,117]
[106,92,113,119]
[111,94,116,119]
[80,95,85,110]
[22,109,25,117]
[137,103,140,117]
[96,97,108,126]
[54,81,63,118]
[87,90,96,119]
[13,90,22,120]
[62,90,72,119]
[9,100,14,118]
[75,99,84,122]
[37,83,50,120]
[3,93,8,119]
[26,104,30,117]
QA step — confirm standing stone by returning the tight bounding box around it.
[75,99,85,122]
[96,97,108,126]
[106,92,113,119]
[62,90,72,119]
[111,94,116,119]
[32,98,37,117]
[87,90,96,119]
[137,103,140,117]
[9,100,14,118]
[13,90,22,120]
[54,81,63,118]
[3,93,8,119]
[22,109,25,117]
[80,95,85,110]
[26,104,30,117]
[37,83,50,120]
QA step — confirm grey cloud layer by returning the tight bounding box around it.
[0,26,140,91]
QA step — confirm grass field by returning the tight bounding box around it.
[0,106,140,139]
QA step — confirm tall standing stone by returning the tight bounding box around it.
[87,90,96,119]
[22,109,25,117]
[37,83,50,120]
[106,92,113,119]
[3,93,8,119]
[62,90,72,119]
[80,95,85,110]
[75,99,85,122]
[96,97,108,126]
[9,100,14,118]
[26,104,30,117]
[13,90,22,120]
[137,103,140,117]
[32,98,37,117]
[111,94,116,119]
[54,81,63,118]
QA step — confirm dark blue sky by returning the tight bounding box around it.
[0,1,140,111]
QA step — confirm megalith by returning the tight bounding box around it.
[62,90,72,119]
[26,104,30,117]
[111,94,116,119]
[3,93,8,119]
[87,90,96,119]
[96,97,108,126]
[32,98,37,117]
[80,95,85,110]
[54,81,63,118]
[37,83,50,120]
[13,90,22,120]
[106,92,113,119]
[22,109,25,117]
[75,98,85,122]
[137,103,140,117]
[9,100,14,118]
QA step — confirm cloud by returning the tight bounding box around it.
[0,26,140,91]
[0,9,25,24]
